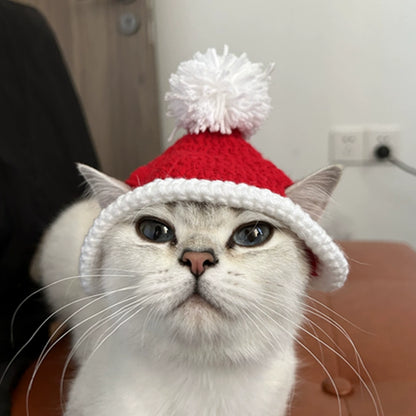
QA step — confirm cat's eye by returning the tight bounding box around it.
[136,218,175,243]
[231,222,273,247]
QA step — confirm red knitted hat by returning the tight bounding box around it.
[79,46,348,292]
[125,131,293,195]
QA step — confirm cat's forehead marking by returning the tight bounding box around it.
[170,202,240,229]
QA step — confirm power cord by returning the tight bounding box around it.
[374,145,416,176]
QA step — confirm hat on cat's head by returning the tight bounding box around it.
[80,46,348,292]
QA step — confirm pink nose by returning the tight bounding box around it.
[180,250,216,277]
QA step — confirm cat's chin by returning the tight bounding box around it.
[167,293,228,339]
[174,293,224,317]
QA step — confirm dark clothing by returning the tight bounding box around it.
[0,1,99,414]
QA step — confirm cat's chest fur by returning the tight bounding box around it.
[66,338,296,416]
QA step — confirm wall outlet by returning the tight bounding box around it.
[365,125,400,162]
[329,126,365,164]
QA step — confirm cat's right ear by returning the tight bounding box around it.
[285,165,343,222]
[77,164,131,209]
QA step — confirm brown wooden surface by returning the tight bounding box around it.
[16,0,161,180]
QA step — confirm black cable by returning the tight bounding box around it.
[374,145,416,176]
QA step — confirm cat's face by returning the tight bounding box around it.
[97,201,310,363]
[78,163,343,363]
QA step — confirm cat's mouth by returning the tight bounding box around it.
[175,288,222,314]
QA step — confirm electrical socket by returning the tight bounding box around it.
[329,126,365,164]
[365,125,400,162]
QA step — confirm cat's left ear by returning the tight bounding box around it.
[285,165,343,222]
[77,163,131,208]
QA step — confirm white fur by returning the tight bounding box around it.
[32,166,341,416]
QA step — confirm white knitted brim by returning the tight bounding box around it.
[79,178,348,293]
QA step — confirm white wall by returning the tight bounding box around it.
[153,0,416,248]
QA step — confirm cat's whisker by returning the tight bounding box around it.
[59,295,151,409]
[304,293,375,335]
[36,286,142,366]
[239,308,284,353]
[247,302,345,416]
[1,284,103,386]
[301,303,360,361]
[89,267,138,276]
[92,307,138,349]
[25,284,142,414]
[35,284,140,361]
[258,291,348,357]
[249,305,346,416]
[256,300,384,416]
[45,293,157,415]
[301,312,347,358]
[261,294,382,415]
[262,290,383,416]
[303,317,327,366]
[84,296,160,365]
[263,288,381,412]
[12,272,136,336]
[92,295,153,349]
[300,310,364,398]
[11,272,139,351]
[342,252,371,267]
[22,289,107,416]
[260,291,362,363]
[141,302,161,347]
[10,275,81,345]
[300,302,383,415]
[65,295,142,358]
[67,289,161,363]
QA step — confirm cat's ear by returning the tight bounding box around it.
[285,165,343,222]
[77,164,131,208]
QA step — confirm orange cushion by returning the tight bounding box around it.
[291,241,416,415]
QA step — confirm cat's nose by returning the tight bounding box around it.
[179,250,217,278]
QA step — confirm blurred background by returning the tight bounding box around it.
[16,0,416,248]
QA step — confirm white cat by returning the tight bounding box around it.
[31,164,343,416]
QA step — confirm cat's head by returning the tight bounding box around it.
[77,164,346,363]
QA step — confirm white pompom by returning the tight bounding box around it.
[165,46,274,138]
